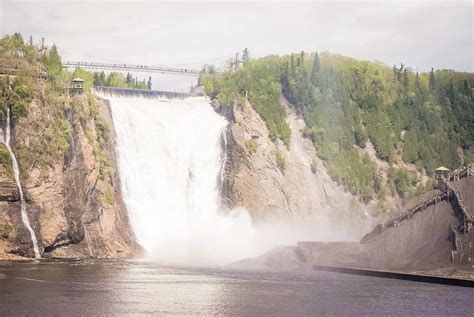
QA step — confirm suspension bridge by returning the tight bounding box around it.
[61,61,203,76]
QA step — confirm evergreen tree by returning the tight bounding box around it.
[242,48,250,64]
[93,73,101,86]
[125,73,133,86]
[463,79,472,100]
[402,68,409,94]
[310,52,320,87]
[429,68,436,91]
[290,53,295,76]
[44,44,62,77]
[99,71,106,85]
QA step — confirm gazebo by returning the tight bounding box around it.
[435,166,450,187]
[70,78,84,95]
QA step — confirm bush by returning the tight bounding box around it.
[388,167,415,198]
[103,186,115,205]
[275,151,286,172]
[354,124,368,148]
[0,144,13,177]
[245,139,258,155]
[310,157,318,174]
[1,223,13,239]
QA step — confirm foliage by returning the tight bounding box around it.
[1,223,13,239]
[200,57,291,145]
[104,185,115,205]
[242,48,250,64]
[275,150,286,172]
[15,91,72,171]
[202,51,473,198]
[0,33,116,179]
[0,144,13,178]
[76,93,112,180]
[245,139,258,155]
[310,157,318,174]
[0,77,34,119]
[41,44,62,78]
[388,167,415,199]
[91,71,148,89]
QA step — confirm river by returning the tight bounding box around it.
[0,261,472,315]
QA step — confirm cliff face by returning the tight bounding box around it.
[218,97,376,240]
[0,94,139,259]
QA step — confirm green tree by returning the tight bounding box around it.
[242,48,250,64]
[310,52,320,87]
[44,44,62,77]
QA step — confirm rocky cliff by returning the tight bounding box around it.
[0,93,140,260]
[217,97,376,240]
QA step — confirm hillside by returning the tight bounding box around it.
[201,52,474,216]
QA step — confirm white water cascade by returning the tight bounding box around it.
[102,93,262,265]
[2,108,41,259]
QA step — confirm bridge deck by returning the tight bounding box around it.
[62,61,202,76]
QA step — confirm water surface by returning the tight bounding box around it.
[1,261,472,315]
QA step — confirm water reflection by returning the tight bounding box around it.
[0,260,472,315]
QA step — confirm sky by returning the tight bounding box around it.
[1,0,473,91]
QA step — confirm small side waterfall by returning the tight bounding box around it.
[220,128,228,186]
[3,108,41,259]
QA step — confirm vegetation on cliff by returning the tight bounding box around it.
[0,33,115,180]
[200,58,291,145]
[0,144,13,178]
[201,51,473,201]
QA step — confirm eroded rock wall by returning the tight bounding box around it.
[0,94,140,259]
[218,97,375,240]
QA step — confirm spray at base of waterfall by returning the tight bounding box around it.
[100,92,335,266]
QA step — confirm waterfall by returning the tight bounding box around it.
[101,92,259,265]
[3,108,41,259]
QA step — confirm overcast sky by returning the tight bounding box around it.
[1,0,472,91]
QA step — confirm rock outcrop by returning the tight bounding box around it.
[217,97,376,240]
[0,94,140,259]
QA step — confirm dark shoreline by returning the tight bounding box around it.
[312,264,474,287]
